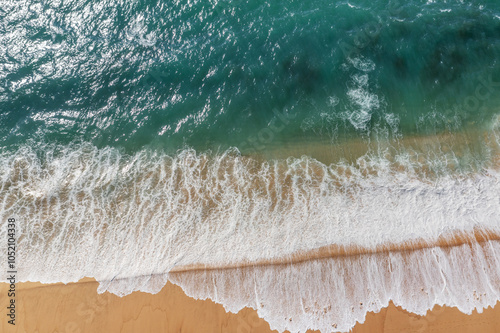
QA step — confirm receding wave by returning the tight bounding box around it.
[1,123,500,331]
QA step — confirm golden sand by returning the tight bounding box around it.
[1,277,499,333]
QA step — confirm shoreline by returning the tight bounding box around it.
[4,233,500,332]
[2,123,500,331]
[169,227,500,272]
[2,277,500,333]
[10,227,500,281]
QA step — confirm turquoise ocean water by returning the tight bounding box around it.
[2,0,500,155]
[3,1,500,332]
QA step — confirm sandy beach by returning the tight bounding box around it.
[3,0,500,331]
[1,277,499,333]
[2,228,500,332]
[3,233,500,333]
[2,119,499,333]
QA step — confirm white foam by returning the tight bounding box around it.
[345,74,380,130]
[1,136,500,331]
[348,57,376,72]
[170,240,500,332]
[328,95,339,107]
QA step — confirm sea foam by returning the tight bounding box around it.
[1,130,499,331]
[169,239,500,332]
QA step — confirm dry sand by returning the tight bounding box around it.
[1,277,499,333]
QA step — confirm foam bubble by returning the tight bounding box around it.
[345,74,380,130]
[169,240,500,332]
[348,57,376,72]
[328,95,339,107]
[1,134,500,331]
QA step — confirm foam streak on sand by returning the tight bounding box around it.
[169,239,500,332]
[1,128,500,332]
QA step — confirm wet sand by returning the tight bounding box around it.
[2,231,500,332]
[171,227,500,272]
[1,277,499,333]
[2,128,499,332]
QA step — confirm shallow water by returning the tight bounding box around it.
[2,0,500,331]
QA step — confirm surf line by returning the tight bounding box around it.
[169,228,500,273]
